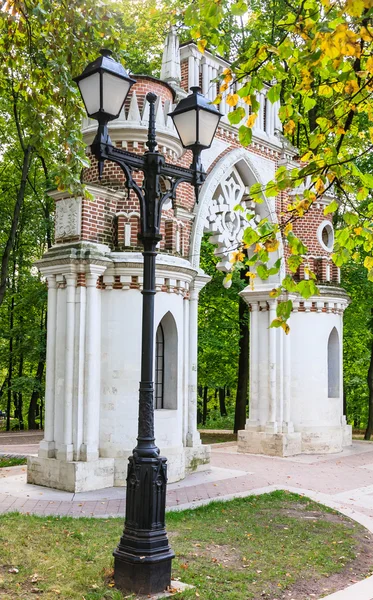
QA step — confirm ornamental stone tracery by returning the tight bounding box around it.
[203,167,254,272]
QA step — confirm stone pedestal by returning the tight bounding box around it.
[237,430,302,457]
[27,456,115,493]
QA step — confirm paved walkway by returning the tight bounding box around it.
[2,440,373,599]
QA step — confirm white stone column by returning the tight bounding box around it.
[182,291,190,446]
[282,316,293,433]
[188,56,195,90]
[73,280,86,460]
[202,59,209,96]
[266,300,278,432]
[58,273,76,461]
[186,274,210,447]
[81,269,104,461]
[39,274,57,458]
[245,301,260,430]
[266,100,274,136]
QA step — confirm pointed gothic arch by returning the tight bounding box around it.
[190,148,284,281]
[155,311,178,410]
[328,327,340,398]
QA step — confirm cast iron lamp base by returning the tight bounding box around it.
[113,454,175,595]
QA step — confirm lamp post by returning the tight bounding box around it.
[74,49,221,595]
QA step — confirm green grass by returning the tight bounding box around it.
[0,491,368,599]
[200,431,237,444]
[0,457,27,468]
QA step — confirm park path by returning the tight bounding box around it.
[2,438,373,599]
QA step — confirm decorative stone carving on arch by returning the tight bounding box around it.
[190,148,284,280]
[204,167,251,271]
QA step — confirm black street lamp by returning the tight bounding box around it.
[74,49,221,596]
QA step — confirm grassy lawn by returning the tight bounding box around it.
[200,431,237,444]
[1,491,371,599]
[0,457,27,468]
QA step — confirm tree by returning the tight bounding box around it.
[0,0,173,429]
[178,0,373,324]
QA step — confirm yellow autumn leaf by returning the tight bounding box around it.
[284,120,296,134]
[281,321,290,335]
[284,223,293,235]
[366,56,373,74]
[346,0,365,17]
[246,271,256,290]
[364,256,373,270]
[315,178,325,194]
[230,250,245,263]
[211,94,222,105]
[344,79,359,95]
[301,151,313,162]
[269,288,279,298]
[265,239,280,252]
[220,82,229,92]
[226,93,239,107]
[354,227,363,235]
[197,39,207,53]
[319,84,333,97]
[246,113,257,128]
[254,243,262,253]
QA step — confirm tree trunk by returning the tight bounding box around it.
[202,386,208,425]
[234,293,250,433]
[17,354,24,430]
[0,146,32,307]
[28,308,46,430]
[6,274,15,431]
[365,336,373,440]
[219,387,227,416]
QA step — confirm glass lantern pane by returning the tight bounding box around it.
[102,72,131,118]
[78,72,100,117]
[199,109,220,147]
[172,110,197,148]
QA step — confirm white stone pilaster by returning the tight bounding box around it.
[282,316,293,433]
[186,274,210,447]
[81,268,105,461]
[73,282,86,460]
[182,294,190,446]
[57,273,76,461]
[245,301,260,430]
[38,275,57,458]
[266,300,278,432]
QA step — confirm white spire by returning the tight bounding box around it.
[160,26,181,85]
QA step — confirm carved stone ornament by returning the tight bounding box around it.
[55,197,82,240]
[204,167,250,271]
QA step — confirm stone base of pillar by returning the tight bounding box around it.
[300,426,352,454]
[185,444,210,475]
[244,419,261,431]
[186,430,202,447]
[237,430,302,457]
[27,457,115,493]
[38,440,55,458]
[343,424,353,447]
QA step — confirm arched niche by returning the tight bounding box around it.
[189,148,284,281]
[155,311,178,410]
[328,327,340,398]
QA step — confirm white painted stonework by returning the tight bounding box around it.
[55,197,82,240]
[29,32,352,493]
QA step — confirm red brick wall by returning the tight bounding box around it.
[76,70,337,283]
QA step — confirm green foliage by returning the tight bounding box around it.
[197,235,244,418]
[342,262,373,428]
